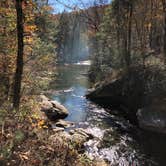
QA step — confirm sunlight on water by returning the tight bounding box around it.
[49,64,161,166]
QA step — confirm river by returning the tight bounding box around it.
[48,63,166,166]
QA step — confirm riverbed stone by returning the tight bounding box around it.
[86,67,146,122]
[68,128,94,148]
[49,128,94,149]
[87,66,166,126]
[49,129,92,149]
[53,127,65,132]
[95,160,108,166]
[69,128,94,139]
[39,95,68,120]
[55,119,74,128]
[137,98,166,133]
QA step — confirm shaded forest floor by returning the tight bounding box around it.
[0,100,97,166]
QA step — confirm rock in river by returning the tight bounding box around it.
[87,66,166,127]
[55,119,74,128]
[38,95,68,120]
[137,98,166,134]
[49,128,94,149]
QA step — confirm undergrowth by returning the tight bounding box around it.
[0,98,94,166]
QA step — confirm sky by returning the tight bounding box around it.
[49,0,111,13]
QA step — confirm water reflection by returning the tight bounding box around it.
[50,64,90,122]
[49,64,163,166]
[50,65,89,90]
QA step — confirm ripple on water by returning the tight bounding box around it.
[51,65,158,166]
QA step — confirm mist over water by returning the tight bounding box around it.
[49,64,166,166]
[57,12,90,63]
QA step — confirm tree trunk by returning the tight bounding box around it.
[162,0,166,64]
[127,1,133,67]
[116,0,121,65]
[13,0,24,109]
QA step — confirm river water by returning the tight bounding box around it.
[49,63,166,166]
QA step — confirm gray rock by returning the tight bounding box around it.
[137,99,166,133]
[70,128,94,139]
[69,128,94,148]
[55,119,74,128]
[86,68,146,114]
[53,127,65,132]
[49,128,94,150]
[39,95,68,120]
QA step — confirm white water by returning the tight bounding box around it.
[74,60,91,66]
[50,64,160,166]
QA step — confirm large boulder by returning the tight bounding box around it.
[55,119,74,128]
[69,128,94,149]
[87,66,166,124]
[86,67,146,111]
[49,128,93,149]
[137,98,166,134]
[87,68,146,123]
[39,95,68,120]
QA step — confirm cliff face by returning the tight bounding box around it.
[87,67,147,108]
[87,66,166,133]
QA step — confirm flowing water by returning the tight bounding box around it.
[49,63,166,166]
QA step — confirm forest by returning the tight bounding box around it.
[0,0,166,165]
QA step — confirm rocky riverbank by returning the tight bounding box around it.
[87,66,166,134]
[33,94,108,165]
